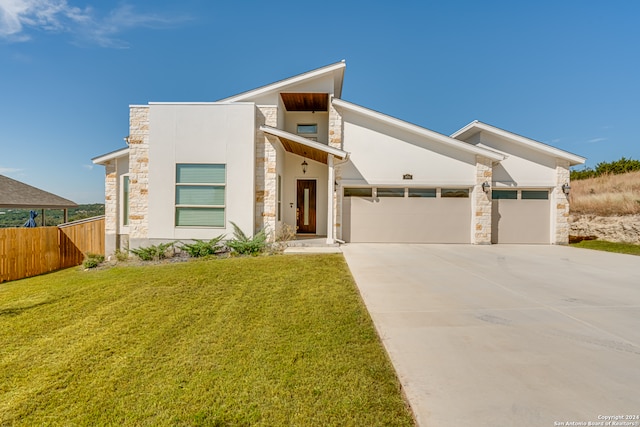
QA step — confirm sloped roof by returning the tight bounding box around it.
[332,99,505,161]
[260,125,348,164]
[92,147,129,165]
[219,61,346,103]
[451,121,586,166]
[0,175,77,209]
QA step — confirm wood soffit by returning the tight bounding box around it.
[278,137,328,164]
[280,93,328,112]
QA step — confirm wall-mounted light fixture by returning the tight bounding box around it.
[301,159,308,174]
[562,183,571,195]
[482,181,491,193]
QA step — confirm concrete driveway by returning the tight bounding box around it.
[341,244,640,427]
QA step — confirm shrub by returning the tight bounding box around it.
[114,249,129,262]
[571,157,640,181]
[270,223,296,254]
[180,235,226,258]
[129,242,175,261]
[227,222,267,256]
[83,253,105,269]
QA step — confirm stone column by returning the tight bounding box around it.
[128,106,150,248]
[255,106,278,240]
[328,98,344,240]
[473,155,493,244]
[554,159,571,244]
[104,160,117,255]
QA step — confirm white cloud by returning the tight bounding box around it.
[587,137,608,144]
[82,164,93,170]
[0,1,185,47]
[0,166,22,174]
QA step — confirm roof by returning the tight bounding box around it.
[332,99,506,162]
[260,125,348,164]
[219,61,346,103]
[92,147,130,165]
[451,121,586,166]
[0,175,77,209]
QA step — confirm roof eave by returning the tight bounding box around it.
[451,121,586,166]
[259,125,349,160]
[332,99,505,161]
[220,61,347,103]
[92,147,130,165]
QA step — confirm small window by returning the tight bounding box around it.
[492,190,517,200]
[122,175,130,226]
[377,187,405,197]
[297,124,317,134]
[277,175,282,221]
[408,188,436,198]
[344,187,372,197]
[522,190,549,200]
[441,189,469,198]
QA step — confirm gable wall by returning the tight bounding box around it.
[340,112,477,186]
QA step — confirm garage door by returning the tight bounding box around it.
[342,187,471,243]
[491,189,550,244]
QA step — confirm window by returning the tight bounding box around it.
[344,187,372,197]
[277,175,282,221]
[522,190,549,200]
[492,190,517,200]
[297,124,318,141]
[377,187,405,197]
[175,164,225,227]
[441,189,469,198]
[122,175,130,226]
[409,188,436,198]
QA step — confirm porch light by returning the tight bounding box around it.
[562,183,571,195]
[482,181,491,193]
[301,159,308,174]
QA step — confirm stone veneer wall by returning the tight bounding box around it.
[104,161,117,255]
[128,106,150,246]
[554,159,571,244]
[473,156,493,244]
[328,100,344,240]
[255,106,278,239]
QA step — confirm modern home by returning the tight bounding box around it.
[92,60,585,254]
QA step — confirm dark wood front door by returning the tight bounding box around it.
[296,180,316,234]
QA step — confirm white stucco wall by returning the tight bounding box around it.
[340,112,477,186]
[147,103,255,241]
[468,132,557,188]
[284,111,329,143]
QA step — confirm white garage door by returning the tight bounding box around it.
[342,187,471,243]
[491,190,550,244]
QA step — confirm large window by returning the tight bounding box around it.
[175,164,226,227]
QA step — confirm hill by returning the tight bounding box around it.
[570,171,640,243]
[0,204,105,228]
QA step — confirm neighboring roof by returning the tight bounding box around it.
[451,121,586,166]
[0,175,77,209]
[332,99,505,162]
[260,125,348,164]
[220,61,346,103]
[92,147,130,165]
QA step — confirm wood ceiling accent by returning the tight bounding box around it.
[278,137,328,164]
[280,93,328,112]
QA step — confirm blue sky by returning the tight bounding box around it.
[1,0,638,203]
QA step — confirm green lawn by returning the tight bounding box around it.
[0,255,414,426]
[571,239,640,256]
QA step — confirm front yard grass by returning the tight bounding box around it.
[0,255,414,426]
[571,239,640,256]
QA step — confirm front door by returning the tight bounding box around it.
[296,180,316,234]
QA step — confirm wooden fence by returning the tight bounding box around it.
[0,216,104,283]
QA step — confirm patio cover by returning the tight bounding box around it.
[0,174,77,209]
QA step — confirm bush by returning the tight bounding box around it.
[227,222,267,256]
[180,236,226,258]
[270,223,296,254]
[129,242,175,261]
[83,253,105,269]
[114,249,129,262]
[571,157,640,181]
